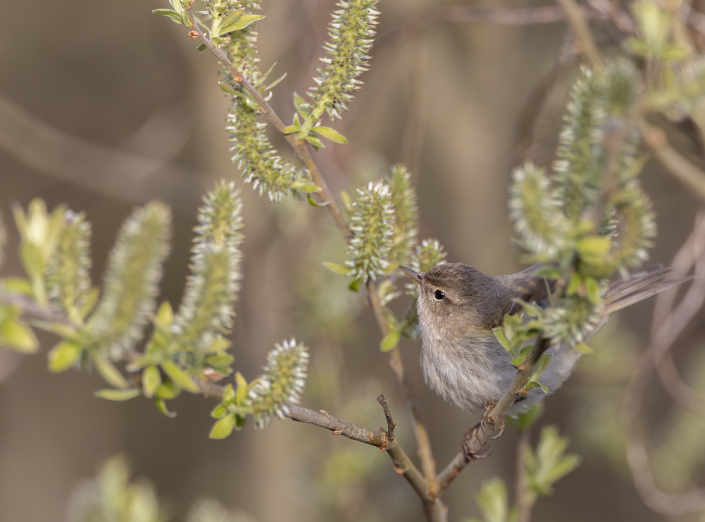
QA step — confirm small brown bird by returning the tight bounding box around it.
[400,263,684,416]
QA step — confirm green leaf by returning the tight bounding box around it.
[222,383,236,404]
[20,242,44,280]
[525,380,549,393]
[169,0,183,13]
[196,43,207,51]
[205,353,234,367]
[93,353,129,389]
[312,126,348,144]
[155,301,174,328]
[574,342,594,354]
[155,398,176,418]
[264,72,287,92]
[322,262,350,275]
[293,93,310,119]
[584,277,601,305]
[2,278,33,295]
[532,265,562,280]
[211,404,228,419]
[142,365,161,398]
[306,193,329,207]
[0,319,38,353]
[291,182,321,193]
[577,236,612,266]
[235,371,249,405]
[209,413,237,439]
[493,327,513,354]
[303,135,325,148]
[48,340,82,372]
[155,382,181,400]
[152,8,185,25]
[349,279,360,292]
[95,388,141,401]
[566,273,582,296]
[161,360,199,393]
[219,13,265,35]
[380,329,401,352]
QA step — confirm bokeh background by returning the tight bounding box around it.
[1,0,704,521]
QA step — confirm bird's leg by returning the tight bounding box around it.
[463,425,493,460]
[479,400,505,440]
[462,401,504,460]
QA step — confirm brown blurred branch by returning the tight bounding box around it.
[653,212,705,416]
[377,6,567,53]
[556,0,604,69]
[641,121,705,202]
[623,212,705,516]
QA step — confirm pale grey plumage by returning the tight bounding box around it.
[404,263,684,416]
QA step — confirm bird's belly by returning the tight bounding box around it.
[420,338,511,414]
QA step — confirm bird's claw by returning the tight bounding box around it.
[489,417,505,440]
[463,427,493,460]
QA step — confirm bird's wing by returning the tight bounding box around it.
[499,263,556,316]
[602,265,689,316]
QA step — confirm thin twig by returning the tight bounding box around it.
[286,403,441,513]
[556,0,604,69]
[183,4,351,240]
[377,394,397,440]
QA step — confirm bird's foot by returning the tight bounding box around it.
[479,400,505,440]
[463,425,493,460]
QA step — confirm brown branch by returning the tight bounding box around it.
[556,0,604,69]
[286,402,445,516]
[641,121,705,203]
[377,6,567,54]
[183,4,351,241]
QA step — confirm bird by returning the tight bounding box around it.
[400,263,685,420]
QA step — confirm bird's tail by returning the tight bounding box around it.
[602,266,690,316]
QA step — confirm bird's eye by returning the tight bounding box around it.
[434,289,445,301]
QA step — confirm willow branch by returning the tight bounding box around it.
[183,5,351,241]
[556,0,604,69]
[285,402,434,504]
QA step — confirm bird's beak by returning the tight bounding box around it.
[399,266,423,285]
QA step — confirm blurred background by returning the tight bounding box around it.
[1,0,704,521]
